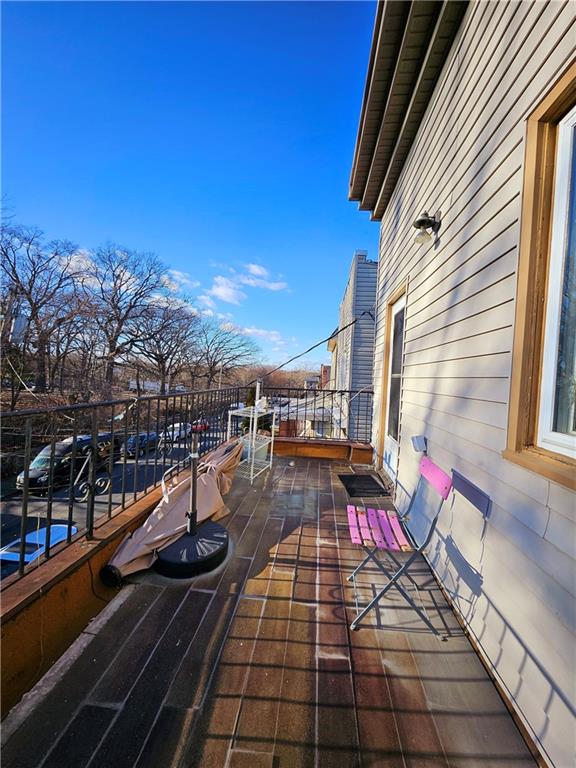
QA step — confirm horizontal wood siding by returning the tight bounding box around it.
[371,2,576,766]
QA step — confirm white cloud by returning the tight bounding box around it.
[203,264,289,308]
[64,249,100,287]
[148,294,198,314]
[166,269,200,292]
[207,276,247,305]
[245,263,268,278]
[238,327,292,350]
[237,275,288,291]
[241,327,283,343]
[66,248,94,272]
[198,294,216,309]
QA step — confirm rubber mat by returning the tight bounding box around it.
[338,473,389,498]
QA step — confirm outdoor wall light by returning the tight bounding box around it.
[413,211,441,244]
[411,435,428,454]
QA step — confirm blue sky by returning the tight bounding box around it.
[2,1,378,366]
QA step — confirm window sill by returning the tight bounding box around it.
[502,446,576,491]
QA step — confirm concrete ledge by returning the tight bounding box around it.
[0,484,167,717]
[273,437,373,464]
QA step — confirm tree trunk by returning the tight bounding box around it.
[35,331,48,392]
[103,338,118,397]
[58,359,66,394]
[104,359,115,395]
[9,377,20,410]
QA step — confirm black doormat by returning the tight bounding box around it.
[338,473,389,498]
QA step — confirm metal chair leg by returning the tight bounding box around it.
[350,551,419,630]
[347,546,378,582]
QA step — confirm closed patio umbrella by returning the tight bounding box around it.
[101,437,243,583]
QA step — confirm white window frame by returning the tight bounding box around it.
[537,103,576,459]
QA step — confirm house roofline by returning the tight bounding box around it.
[349,0,468,220]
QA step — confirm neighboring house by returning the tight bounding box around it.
[304,376,319,390]
[350,2,575,766]
[326,327,339,389]
[328,250,377,441]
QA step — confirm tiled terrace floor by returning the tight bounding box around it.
[2,458,536,768]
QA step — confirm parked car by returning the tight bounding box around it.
[191,419,210,433]
[159,423,192,443]
[0,524,79,565]
[16,433,121,494]
[122,431,158,457]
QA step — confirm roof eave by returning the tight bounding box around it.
[349,0,469,220]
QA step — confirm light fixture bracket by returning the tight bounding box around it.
[413,210,441,233]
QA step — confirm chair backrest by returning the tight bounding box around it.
[404,456,453,549]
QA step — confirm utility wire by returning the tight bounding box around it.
[248,308,375,385]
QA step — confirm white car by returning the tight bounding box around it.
[160,423,192,443]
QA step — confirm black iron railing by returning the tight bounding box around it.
[0,385,372,583]
[0,387,246,583]
[262,386,373,444]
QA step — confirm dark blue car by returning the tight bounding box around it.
[122,431,158,458]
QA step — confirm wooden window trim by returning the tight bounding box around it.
[376,280,408,471]
[504,59,576,491]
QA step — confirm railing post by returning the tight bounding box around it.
[44,417,56,559]
[108,405,116,519]
[18,419,33,576]
[67,413,79,542]
[86,408,98,540]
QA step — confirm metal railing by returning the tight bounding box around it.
[262,386,373,444]
[0,385,372,583]
[0,387,246,583]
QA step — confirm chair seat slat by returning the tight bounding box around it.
[387,512,411,551]
[367,508,386,548]
[347,505,362,545]
[377,510,400,551]
[357,510,373,545]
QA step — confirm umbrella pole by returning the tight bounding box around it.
[154,431,230,578]
[187,434,198,536]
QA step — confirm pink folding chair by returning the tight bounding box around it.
[346,456,453,632]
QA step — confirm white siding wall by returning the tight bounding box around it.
[371,2,576,766]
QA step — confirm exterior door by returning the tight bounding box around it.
[383,294,405,481]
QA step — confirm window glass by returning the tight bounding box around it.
[5,542,42,555]
[387,376,401,440]
[538,104,576,458]
[30,455,52,469]
[552,125,576,436]
[387,306,405,441]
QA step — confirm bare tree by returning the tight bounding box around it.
[130,301,200,394]
[82,244,168,395]
[236,365,320,389]
[0,225,82,392]
[46,293,91,393]
[194,321,259,387]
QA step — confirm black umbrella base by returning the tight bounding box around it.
[153,520,229,578]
